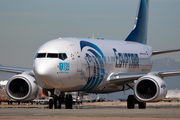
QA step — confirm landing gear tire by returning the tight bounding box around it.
[127,95,135,109]
[138,102,146,109]
[65,94,73,109]
[54,97,61,109]
[49,99,53,109]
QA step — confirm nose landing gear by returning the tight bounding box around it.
[48,94,63,109]
[44,89,73,109]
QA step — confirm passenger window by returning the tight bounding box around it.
[47,53,58,58]
[37,53,46,58]
[59,53,67,60]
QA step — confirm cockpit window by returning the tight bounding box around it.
[36,53,67,60]
[47,53,58,58]
[37,53,46,58]
[59,53,67,60]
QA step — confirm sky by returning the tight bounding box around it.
[0,0,180,100]
[0,0,180,68]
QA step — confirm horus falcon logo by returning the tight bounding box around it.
[80,41,105,91]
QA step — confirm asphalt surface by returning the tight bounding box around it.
[0,102,180,119]
[0,108,180,117]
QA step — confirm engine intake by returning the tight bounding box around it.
[9,79,29,98]
[6,74,39,101]
[136,80,157,99]
[134,75,167,102]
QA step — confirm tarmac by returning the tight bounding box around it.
[0,101,180,120]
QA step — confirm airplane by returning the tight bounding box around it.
[1,0,180,109]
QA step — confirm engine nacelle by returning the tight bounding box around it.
[134,75,167,102]
[6,74,39,101]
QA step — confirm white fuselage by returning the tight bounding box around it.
[33,38,153,93]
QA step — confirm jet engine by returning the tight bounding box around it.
[6,74,39,101]
[134,75,167,102]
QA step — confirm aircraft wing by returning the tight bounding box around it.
[0,66,33,75]
[109,70,180,85]
[153,48,180,55]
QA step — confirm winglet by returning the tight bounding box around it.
[125,0,149,44]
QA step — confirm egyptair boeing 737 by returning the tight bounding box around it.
[1,0,180,109]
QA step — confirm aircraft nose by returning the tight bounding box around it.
[34,59,61,88]
[34,59,53,76]
[34,59,54,87]
[35,64,46,76]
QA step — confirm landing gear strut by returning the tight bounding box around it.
[127,95,146,109]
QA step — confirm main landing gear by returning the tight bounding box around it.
[46,89,73,109]
[127,95,146,109]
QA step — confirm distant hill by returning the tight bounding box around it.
[152,58,180,71]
